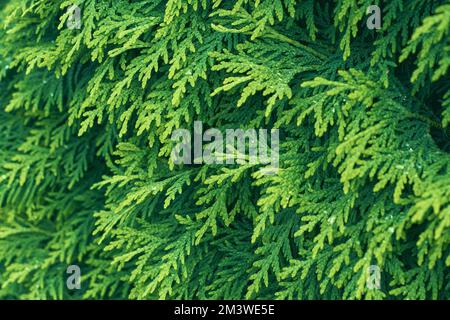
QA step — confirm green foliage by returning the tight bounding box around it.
[0,0,449,300]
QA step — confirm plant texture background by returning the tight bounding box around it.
[0,0,449,300]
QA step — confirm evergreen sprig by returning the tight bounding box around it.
[0,0,448,299]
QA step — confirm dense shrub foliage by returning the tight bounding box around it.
[0,0,449,299]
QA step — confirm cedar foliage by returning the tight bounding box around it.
[0,0,449,300]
